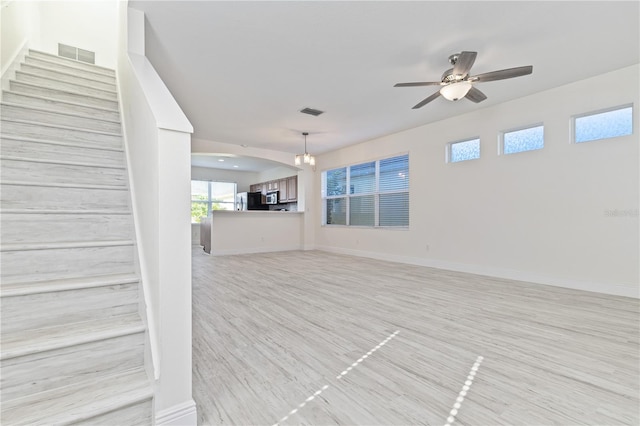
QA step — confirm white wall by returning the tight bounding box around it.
[315,65,639,298]
[1,0,35,72]
[33,0,119,68]
[257,165,299,183]
[191,166,258,193]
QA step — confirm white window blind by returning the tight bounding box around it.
[322,154,409,228]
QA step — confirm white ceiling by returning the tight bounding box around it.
[131,1,639,160]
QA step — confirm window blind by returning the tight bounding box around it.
[322,154,409,228]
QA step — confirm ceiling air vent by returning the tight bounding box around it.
[300,107,324,117]
[58,43,95,64]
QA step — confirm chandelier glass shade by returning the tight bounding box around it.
[295,132,315,166]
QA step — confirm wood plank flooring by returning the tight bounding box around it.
[192,248,639,425]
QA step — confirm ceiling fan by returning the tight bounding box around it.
[394,51,533,109]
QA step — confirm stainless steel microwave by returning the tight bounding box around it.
[265,192,278,204]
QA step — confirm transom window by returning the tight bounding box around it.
[502,124,544,154]
[573,105,633,143]
[322,154,409,227]
[191,180,237,223]
[448,138,480,163]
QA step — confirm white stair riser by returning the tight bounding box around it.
[75,398,152,426]
[2,92,120,122]
[1,104,121,134]
[0,184,130,211]
[1,283,139,334]
[0,138,124,167]
[0,333,144,402]
[20,64,117,92]
[0,245,135,284]
[24,56,116,84]
[1,213,133,244]
[1,159,127,187]
[1,120,122,148]
[28,51,116,77]
[15,73,118,101]
[10,81,119,110]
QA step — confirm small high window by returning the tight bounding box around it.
[574,105,633,143]
[502,124,544,155]
[448,138,480,163]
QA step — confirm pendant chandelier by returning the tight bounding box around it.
[294,132,315,167]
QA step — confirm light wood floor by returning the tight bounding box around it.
[192,248,639,425]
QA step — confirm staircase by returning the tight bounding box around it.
[0,50,153,425]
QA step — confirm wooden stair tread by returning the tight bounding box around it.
[0,313,145,360]
[1,117,122,136]
[0,239,134,252]
[28,49,116,76]
[0,135,124,152]
[1,273,140,296]
[2,91,119,113]
[1,101,121,125]
[0,180,127,190]
[20,63,117,88]
[9,80,120,104]
[0,154,126,169]
[16,70,118,95]
[0,368,152,426]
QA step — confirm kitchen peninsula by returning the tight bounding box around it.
[203,209,303,255]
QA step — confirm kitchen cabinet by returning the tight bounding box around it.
[287,176,297,201]
[278,179,288,202]
[250,175,297,203]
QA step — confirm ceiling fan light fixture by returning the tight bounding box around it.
[440,81,473,101]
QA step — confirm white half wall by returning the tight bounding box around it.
[210,211,303,255]
[118,4,196,424]
[315,65,639,298]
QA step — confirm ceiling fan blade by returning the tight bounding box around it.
[471,65,533,83]
[465,86,487,103]
[412,91,441,109]
[394,81,442,87]
[453,51,477,77]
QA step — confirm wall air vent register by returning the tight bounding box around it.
[58,43,95,64]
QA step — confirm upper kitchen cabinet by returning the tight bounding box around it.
[286,176,297,202]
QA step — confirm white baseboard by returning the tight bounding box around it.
[316,245,639,299]
[155,399,197,426]
[211,244,302,256]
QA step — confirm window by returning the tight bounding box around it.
[191,180,237,223]
[448,138,480,163]
[502,124,544,154]
[574,105,633,143]
[322,154,409,227]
